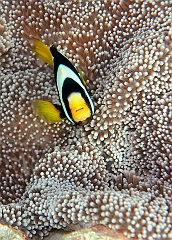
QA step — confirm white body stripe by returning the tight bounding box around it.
[56,64,94,124]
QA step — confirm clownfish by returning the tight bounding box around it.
[32,40,94,125]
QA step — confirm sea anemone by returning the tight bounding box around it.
[0,0,171,239]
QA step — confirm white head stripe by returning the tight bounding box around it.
[56,64,94,124]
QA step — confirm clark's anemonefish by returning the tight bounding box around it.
[32,40,94,125]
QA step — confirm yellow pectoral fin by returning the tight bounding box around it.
[77,67,87,86]
[33,39,54,66]
[32,100,64,123]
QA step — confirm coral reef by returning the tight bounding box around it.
[0,0,171,239]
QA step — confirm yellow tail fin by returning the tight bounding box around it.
[32,100,64,123]
[33,39,54,66]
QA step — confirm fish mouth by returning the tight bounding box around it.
[76,107,84,112]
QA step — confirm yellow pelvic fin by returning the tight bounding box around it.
[77,67,87,86]
[32,100,64,123]
[33,39,54,66]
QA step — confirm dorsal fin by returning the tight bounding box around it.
[50,46,79,78]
